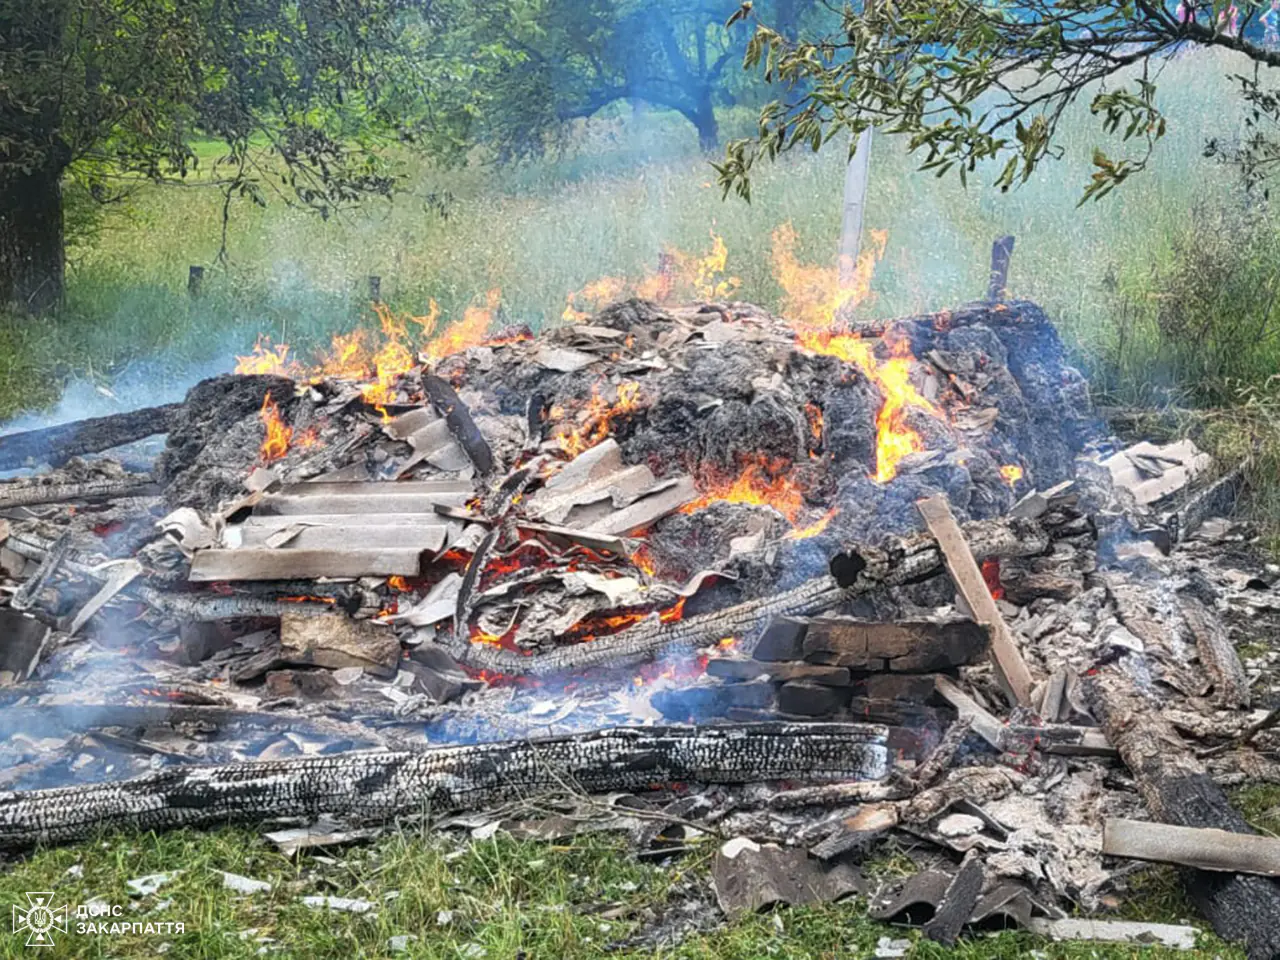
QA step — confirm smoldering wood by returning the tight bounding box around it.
[0,475,159,509]
[0,610,51,685]
[800,616,988,672]
[1178,597,1250,709]
[1103,819,1280,878]
[0,403,182,470]
[278,612,401,678]
[189,547,425,581]
[135,586,341,622]
[9,533,70,612]
[0,722,890,849]
[1170,459,1248,542]
[457,515,1054,679]
[1001,723,1115,757]
[423,373,494,474]
[1084,650,1280,958]
[916,495,1036,705]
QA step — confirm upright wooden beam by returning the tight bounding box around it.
[986,235,1015,301]
[837,127,875,297]
[916,495,1035,706]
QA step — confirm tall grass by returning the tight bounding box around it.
[3,46,1277,423]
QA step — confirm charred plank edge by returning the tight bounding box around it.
[0,402,181,470]
[0,722,890,849]
[423,373,494,474]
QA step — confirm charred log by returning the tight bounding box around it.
[1085,650,1280,959]
[0,722,889,849]
[0,404,181,471]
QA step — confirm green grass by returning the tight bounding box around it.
[4,47,1274,420]
[0,828,1248,959]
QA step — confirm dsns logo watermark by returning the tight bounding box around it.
[12,893,68,948]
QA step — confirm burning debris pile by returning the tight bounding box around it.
[0,267,1278,954]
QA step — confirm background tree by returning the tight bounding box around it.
[0,0,438,312]
[441,0,824,158]
[715,0,1280,201]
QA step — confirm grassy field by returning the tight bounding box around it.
[4,47,1277,418]
[0,821,1268,960]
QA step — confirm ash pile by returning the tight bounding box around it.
[1,296,1278,957]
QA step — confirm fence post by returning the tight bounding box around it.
[986,236,1015,302]
[368,275,382,303]
[187,266,204,299]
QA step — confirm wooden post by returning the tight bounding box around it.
[368,275,382,303]
[838,127,874,289]
[986,236,1015,302]
[187,265,204,299]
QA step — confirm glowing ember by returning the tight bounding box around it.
[387,576,410,592]
[1000,464,1024,486]
[981,558,1004,600]
[257,394,292,462]
[631,545,657,577]
[783,508,839,541]
[717,637,738,650]
[681,457,807,523]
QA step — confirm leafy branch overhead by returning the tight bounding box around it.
[715,0,1280,202]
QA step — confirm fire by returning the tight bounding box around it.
[387,576,410,592]
[981,558,1004,600]
[561,232,739,320]
[550,381,643,457]
[631,545,657,577]
[426,288,501,361]
[783,508,839,541]
[235,336,298,377]
[1000,464,1024,486]
[682,456,807,523]
[774,224,938,483]
[236,291,503,419]
[258,393,292,462]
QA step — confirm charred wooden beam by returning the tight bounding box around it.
[1085,645,1280,958]
[458,515,1052,678]
[986,235,1015,302]
[423,373,493,474]
[0,722,890,849]
[0,403,182,470]
[0,475,159,509]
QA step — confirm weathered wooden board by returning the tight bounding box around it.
[1103,819,1280,877]
[801,616,988,672]
[916,495,1035,705]
[255,482,472,516]
[189,548,423,581]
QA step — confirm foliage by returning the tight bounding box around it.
[714,0,1280,202]
[433,0,827,155]
[0,0,451,307]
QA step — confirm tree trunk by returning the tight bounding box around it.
[0,164,65,312]
[691,95,719,152]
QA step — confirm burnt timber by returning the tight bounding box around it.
[0,402,181,470]
[0,722,889,849]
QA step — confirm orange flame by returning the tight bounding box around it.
[235,336,298,377]
[774,224,938,483]
[682,456,807,523]
[561,232,739,320]
[258,394,292,462]
[783,508,839,541]
[551,381,643,458]
[426,289,501,361]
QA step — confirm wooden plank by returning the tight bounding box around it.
[237,524,448,552]
[801,616,987,672]
[916,495,1035,705]
[933,676,1004,749]
[189,548,423,581]
[1103,819,1280,877]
